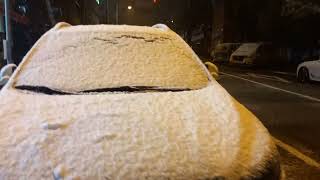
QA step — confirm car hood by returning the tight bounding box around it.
[0,82,277,179]
[298,61,310,67]
[299,60,319,68]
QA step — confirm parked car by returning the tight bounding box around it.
[297,58,320,83]
[0,23,281,179]
[230,43,275,66]
[211,43,241,63]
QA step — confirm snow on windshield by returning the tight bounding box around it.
[233,43,260,57]
[14,25,208,92]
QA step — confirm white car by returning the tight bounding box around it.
[0,23,281,179]
[297,59,320,83]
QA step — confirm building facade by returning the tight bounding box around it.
[212,0,282,47]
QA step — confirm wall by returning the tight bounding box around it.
[212,0,281,47]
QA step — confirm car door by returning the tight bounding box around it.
[308,60,320,80]
[313,60,320,80]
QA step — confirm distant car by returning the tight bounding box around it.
[297,59,320,83]
[211,43,241,63]
[230,43,275,66]
[0,23,281,179]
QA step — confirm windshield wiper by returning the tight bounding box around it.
[15,85,74,95]
[81,86,191,93]
[15,85,192,95]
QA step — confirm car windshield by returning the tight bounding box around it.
[14,27,209,93]
[215,44,228,52]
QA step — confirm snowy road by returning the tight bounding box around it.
[217,65,320,179]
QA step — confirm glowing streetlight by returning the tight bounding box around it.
[128,6,132,10]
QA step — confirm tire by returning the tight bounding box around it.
[298,67,310,83]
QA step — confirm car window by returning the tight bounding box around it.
[14,27,209,93]
[215,44,227,52]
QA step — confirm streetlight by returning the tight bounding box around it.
[128,5,132,10]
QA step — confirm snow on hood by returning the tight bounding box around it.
[0,82,277,179]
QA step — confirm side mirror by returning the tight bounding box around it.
[0,75,10,87]
[0,64,17,86]
[205,62,219,80]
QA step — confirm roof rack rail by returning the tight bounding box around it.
[152,24,170,31]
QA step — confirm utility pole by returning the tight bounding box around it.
[116,0,119,24]
[4,0,12,64]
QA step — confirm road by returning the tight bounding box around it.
[217,65,320,179]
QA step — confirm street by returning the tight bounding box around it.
[217,65,320,179]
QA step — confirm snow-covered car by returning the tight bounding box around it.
[297,59,320,83]
[230,43,275,66]
[0,23,281,179]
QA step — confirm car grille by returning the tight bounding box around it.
[216,54,228,61]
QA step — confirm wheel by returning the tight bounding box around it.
[298,67,310,83]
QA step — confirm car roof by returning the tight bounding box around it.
[55,23,172,35]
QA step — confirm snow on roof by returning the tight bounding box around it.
[14,23,208,92]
